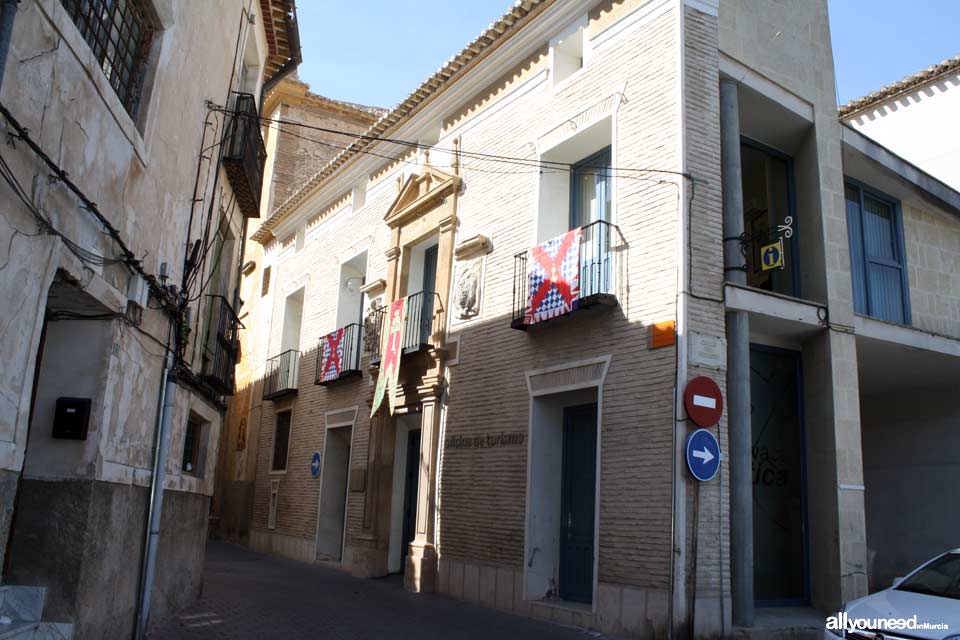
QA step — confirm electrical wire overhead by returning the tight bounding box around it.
[209,103,698,181]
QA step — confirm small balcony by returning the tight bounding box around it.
[199,295,239,395]
[511,219,623,330]
[314,323,363,385]
[263,349,299,400]
[222,93,266,219]
[369,290,444,362]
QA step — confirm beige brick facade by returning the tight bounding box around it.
[219,0,960,638]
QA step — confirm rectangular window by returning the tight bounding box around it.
[845,182,910,324]
[570,148,611,229]
[261,266,271,297]
[740,141,797,297]
[551,18,586,85]
[181,413,206,476]
[571,148,611,298]
[61,0,158,118]
[271,410,292,472]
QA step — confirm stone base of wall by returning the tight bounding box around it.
[249,528,315,563]
[3,478,208,640]
[437,557,671,638]
[0,468,18,581]
[212,480,255,544]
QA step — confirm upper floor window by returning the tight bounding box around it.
[261,266,271,297]
[845,182,910,324]
[551,17,587,85]
[537,117,613,243]
[61,0,158,119]
[180,412,208,476]
[741,141,798,297]
[570,148,611,229]
[271,410,292,472]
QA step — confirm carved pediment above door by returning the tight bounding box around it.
[384,166,461,229]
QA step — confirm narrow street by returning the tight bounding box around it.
[148,542,611,640]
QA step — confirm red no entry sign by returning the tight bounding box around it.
[684,376,723,427]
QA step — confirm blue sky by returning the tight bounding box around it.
[296,1,958,110]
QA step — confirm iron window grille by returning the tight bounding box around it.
[61,0,158,119]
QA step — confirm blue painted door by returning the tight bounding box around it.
[559,403,598,603]
[400,428,421,574]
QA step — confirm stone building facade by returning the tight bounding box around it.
[212,77,383,544]
[0,0,298,637]
[226,0,960,638]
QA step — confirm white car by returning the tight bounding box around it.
[825,549,960,639]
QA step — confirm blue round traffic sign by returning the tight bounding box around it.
[685,428,721,482]
[310,451,321,477]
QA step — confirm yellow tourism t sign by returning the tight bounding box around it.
[760,238,784,271]
[371,297,406,417]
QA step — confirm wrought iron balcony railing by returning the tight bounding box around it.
[314,323,363,385]
[369,290,444,362]
[263,349,300,400]
[403,290,442,354]
[200,295,239,395]
[511,219,624,330]
[223,93,267,219]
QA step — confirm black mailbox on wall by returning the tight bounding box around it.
[52,397,92,440]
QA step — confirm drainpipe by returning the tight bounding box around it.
[669,8,688,638]
[135,347,178,640]
[720,78,753,628]
[0,0,19,93]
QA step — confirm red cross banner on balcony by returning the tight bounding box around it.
[371,297,406,417]
[318,327,346,383]
[524,227,582,325]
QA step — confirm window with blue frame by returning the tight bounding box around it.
[844,181,910,324]
[570,148,612,298]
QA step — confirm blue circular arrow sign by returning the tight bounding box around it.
[311,451,321,478]
[685,428,721,482]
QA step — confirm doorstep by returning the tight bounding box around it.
[529,597,597,629]
[732,607,825,640]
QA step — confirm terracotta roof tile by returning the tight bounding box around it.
[839,54,960,118]
[252,0,550,243]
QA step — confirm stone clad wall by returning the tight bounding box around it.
[0,0,255,486]
[0,0,272,634]
[902,201,960,339]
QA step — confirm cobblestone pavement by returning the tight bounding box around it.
[149,542,611,639]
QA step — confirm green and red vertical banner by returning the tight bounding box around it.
[371,297,406,417]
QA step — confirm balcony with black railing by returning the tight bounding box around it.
[369,290,444,362]
[263,349,300,400]
[511,219,624,330]
[223,93,267,219]
[314,323,363,385]
[200,295,239,395]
